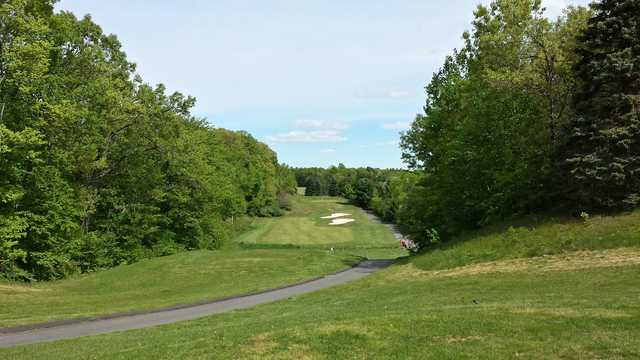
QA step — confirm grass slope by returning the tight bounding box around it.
[3,211,639,359]
[413,210,640,271]
[0,196,402,328]
[0,249,353,328]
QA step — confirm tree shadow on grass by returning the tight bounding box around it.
[341,255,366,267]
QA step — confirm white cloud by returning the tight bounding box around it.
[382,121,411,131]
[293,119,349,130]
[267,119,350,143]
[321,148,337,154]
[267,130,347,143]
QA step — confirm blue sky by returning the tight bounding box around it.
[55,0,590,168]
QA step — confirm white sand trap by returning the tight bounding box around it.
[329,218,355,226]
[321,213,352,219]
[322,213,351,219]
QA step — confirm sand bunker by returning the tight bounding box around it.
[321,213,352,219]
[321,213,355,225]
[329,218,355,225]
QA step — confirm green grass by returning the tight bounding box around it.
[0,196,402,328]
[0,249,356,328]
[235,196,406,259]
[4,250,638,359]
[413,209,640,271]
[5,202,638,358]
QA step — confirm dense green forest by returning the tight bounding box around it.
[297,0,640,249]
[0,1,296,280]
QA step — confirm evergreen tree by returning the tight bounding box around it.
[304,178,321,196]
[564,0,640,209]
[327,177,339,197]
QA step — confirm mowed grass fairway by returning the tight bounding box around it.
[236,196,405,259]
[0,196,402,328]
[3,211,639,359]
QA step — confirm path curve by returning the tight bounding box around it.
[0,259,394,348]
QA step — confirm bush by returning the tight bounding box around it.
[278,192,292,211]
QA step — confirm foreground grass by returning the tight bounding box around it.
[3,249,638,359]
[0,249,356,328]
[3,211,639,359]
[235,196,405,259]
[0,213,640,359]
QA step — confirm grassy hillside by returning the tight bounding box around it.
[4,211,638,359]
[0,249,353,328]
[413,210,640,271]
[0,196,402,328]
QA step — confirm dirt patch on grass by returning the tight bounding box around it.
[510,307,631,319]
[0,285,46,294]
[432,335,484,344]
[242,332,320,360]
[242,333,279,357]
[285,344,317,360]
[318,323,374,336]
[391,248,640,280]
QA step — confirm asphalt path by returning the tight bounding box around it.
[0,259,395,348]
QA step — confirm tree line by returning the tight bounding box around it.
[298,0,639,250]
[294,166,419,224]
[0,1,296,280]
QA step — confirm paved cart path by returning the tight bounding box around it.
[0,259,394,348]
